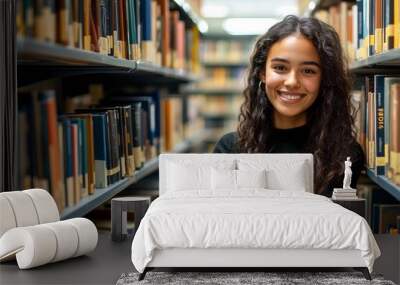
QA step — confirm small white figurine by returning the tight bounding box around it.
[343,157,352,189]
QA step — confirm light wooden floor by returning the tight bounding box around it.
[0,231,134,285]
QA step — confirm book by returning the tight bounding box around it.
[92,113,108,188]
[384,0,395,51]
[70,122,81,204]
[390,83,400,184]
[69,118,87,199]
[374,0,384,54]
[83,0,91,50]
[384,78,400,180]
[140,0,152,61]
[160,0,170,67]
[334,188,357,193]
[41,90,65,211]
[374,75,385,175]
[61,119,75,206]
[118,0,127,58]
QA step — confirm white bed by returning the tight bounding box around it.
[131,154,380,280]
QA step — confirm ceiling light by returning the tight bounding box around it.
[198,20,209,33]
[201,4,229,18]
[277,6,299,16]
[222,18,279,36]
[308,1,316,10]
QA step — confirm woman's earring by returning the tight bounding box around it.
[258,81,264,92]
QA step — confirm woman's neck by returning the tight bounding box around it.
[273,112,307,129]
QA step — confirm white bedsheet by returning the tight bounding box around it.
[131,190,380,273]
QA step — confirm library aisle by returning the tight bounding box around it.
[1,0,399,284]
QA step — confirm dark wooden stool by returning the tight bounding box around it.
[111,196,151,242]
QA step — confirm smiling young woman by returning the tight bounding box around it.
[213,15,364,197]
[262,34,322,129]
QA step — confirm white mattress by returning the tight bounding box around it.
[131,190,380,273]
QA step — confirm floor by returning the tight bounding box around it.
[0,231,134,285]
[1,231,398,284]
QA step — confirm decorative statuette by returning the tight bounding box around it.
[343,156,352,189]
[332,156,357,200]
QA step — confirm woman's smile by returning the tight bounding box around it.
[277,90,306,104]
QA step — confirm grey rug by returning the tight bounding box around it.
[116,271,396,285]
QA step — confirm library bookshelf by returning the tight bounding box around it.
[307,0,400,199]
[1,0,206,219]
[61,130,204,219]
[349,47,400,202]
[348,45,400,204]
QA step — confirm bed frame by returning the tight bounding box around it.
[137,154,372,281]
[139,248,371,280]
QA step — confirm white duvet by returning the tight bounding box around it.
[131,190,380,273]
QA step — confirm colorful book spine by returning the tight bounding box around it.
[62,119,74,207]
[374,75,385,175]
[92,114,108,188]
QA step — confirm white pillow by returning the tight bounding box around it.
[211,168,236,190]
[237,169,267,188]
[167,162,211,191]
[211,169,268,191]
[265,163,307,191]
[238,159,308,192]
[166,159,236,192]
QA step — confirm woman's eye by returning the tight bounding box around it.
[303,68,317,75]
[273,65,286,72]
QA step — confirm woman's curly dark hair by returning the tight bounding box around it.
[237,15,357,194]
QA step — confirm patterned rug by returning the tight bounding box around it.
[116,271,395,285]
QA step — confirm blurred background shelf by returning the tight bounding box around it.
[181,87,243,95]
[366,169,400,202]
[202,60,249,67]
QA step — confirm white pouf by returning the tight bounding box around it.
[0,218,98,269]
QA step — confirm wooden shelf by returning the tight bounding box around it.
[182,87,243,95]
[171,0,204,31]
[17,38,199,86]
[60,134,205,219]
[202,61,249,68]
[203,112,237,120]
[350,49,400,74]
[366,169,400,201]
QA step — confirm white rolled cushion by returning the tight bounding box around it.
[66,218,98,257]
[167,162,211,191]
[23,189,60,223]
[211,168,236,190]
[236,169,267,189]
[0,226,57,269]
[42,221,79,262]
[0,191,39,227]
[0,196,17,237]
[0,218,97,269]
